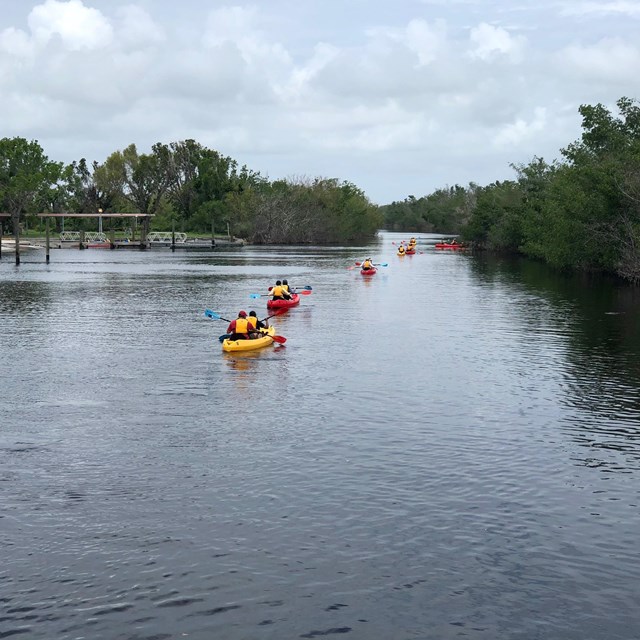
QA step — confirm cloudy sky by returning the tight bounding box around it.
[1,0,639,204]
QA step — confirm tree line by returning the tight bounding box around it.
[382,97,640,283]
[0,139,382,244]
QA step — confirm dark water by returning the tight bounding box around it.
[2,231,640,640]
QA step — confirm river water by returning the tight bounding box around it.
[2,231,640,640]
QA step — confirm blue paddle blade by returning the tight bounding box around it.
[205,309,221,319]
[380,263,388,267]
[249,293,262,299]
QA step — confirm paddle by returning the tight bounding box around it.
[206,308,286,324]
[218,331,287,344]
[354,262,388,267]
[268,285,312,291]
[207,309,288,344]
[205,309,231,322]
[249,289,312,299]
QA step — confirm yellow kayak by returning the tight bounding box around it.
[222,326,275,352]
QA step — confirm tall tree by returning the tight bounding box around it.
[0,137,62,259]
[165,139,205,222]
[94,143,171,215]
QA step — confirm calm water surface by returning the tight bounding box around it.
[2,232,640,640]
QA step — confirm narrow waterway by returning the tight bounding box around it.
[2,232,640,640]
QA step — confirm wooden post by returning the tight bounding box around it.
[13,213,20,266]
[0,220,3,260]
[171,220,176,252]
[79,229,85,250]
[211,216,215,249]
[140,216,148,250]
[110,222,115,249]
[46,217,50,264]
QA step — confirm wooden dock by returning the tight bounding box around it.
[1,211,245,264]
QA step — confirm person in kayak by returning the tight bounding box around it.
[227,310,250,340]
[397,245,406,255]
[271,280,291,301]
[282,279,295,294]
[247,310,268,337]
[361,257,374,270]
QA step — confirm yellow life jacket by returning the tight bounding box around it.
[398,246,405,253]
[363,260,372,269]
[235,317,249,333]
[282,284,290,292]
[272,285,284,297]
[247,316,257,329]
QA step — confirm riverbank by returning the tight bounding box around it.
[1,236,246,250]
[0,239,45,250]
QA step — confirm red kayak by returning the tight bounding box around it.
[267,293,300,309]
[360,267,377,276]
[405,248,416,255]
[435,243,465,250]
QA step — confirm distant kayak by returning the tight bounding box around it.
[435,242,465,250]
[222,326,276,352]
[267,293,300,309]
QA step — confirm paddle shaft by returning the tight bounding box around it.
[219,331,286,344]
[250,290,311,298]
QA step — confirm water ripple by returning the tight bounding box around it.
[2,239,640,639]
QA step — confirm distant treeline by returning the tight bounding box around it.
[382,97,640,283]
[0,139,382,244]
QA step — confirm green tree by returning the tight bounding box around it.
[165,139,205,224]
[560,97,640,278]
[0,137,62,244]
[94,143,172,215]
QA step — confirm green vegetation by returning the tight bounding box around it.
[4,97,639,280]
[382,97,640,283]
[380,186,475,234]
[1,139,382,244]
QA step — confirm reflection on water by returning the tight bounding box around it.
[468,254,640,474]
[2,237,640,640]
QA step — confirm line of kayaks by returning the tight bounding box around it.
[398,240,417,256]
[223,239,465,352]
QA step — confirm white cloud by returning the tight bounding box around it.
[405,19,448,66]
[367,19,448,67]
[0,27,36,58]
[295,100,432,152]
[0,0,638,202]
[28,0,113,50]
[558,38,640,82]
[469,22,526,61]
[281,42,340,102]
[203,5,290,66]
[116,5,165,48]
[560,1,640,17]
[493,107,548,147]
